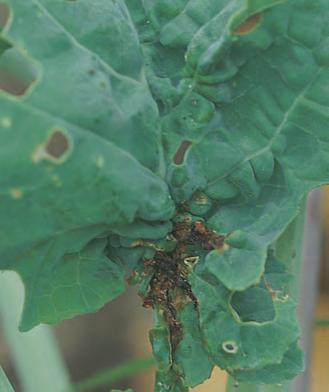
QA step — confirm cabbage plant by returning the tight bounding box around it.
[1,0,329,391]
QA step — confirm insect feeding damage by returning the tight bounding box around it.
[45,130,70,159]
[233,13,262,35]
[142,215,224,353]
[32,129,71,164]
[173,140,192,165]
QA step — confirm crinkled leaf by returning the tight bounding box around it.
[0,0,174,330]
[127,0,329,291]
[1,0,329,389]
[18,238,125,331]
[150,309,188,392]
[233,342,304,383]
[189,257,300,371]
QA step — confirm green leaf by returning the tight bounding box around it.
[230,286,275,323]
[135,0,329,292]
[174,303,213,387]
[233,342,304,384]
[2,0,329,389]
[0,38,10,56]
[150,309,188,392]
[18,238,125,331]
[0,0,174,329]
[189,257,300,372]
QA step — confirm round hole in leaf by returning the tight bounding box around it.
[222,341,238,354]
[45,130,70,159]
[33,129,72,164]
[231,286,275,323]
[0,48,39,96]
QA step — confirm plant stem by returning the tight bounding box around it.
[0,367,15,392]
[0,271,71,392]
[71,357,156,392]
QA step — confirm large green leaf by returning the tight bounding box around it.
[1,0,329,389]
[0,0,174,331]
[127,0,327,387]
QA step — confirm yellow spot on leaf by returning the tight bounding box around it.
[194,192,209,205]
[1,117,12,128]
[52,174,62,187]
[32,144,47,163]
[9,188,23,200]
[96,155,105,168]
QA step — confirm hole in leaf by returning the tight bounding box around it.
[222,341,238,354]
[0,3,10,28]
[234,13,262,35]
[0,69,31,96]
[231,287,275,323]
[173,140,192,165]
[45,130,70,159]
[0,48,39,96]
[32,129,72,164]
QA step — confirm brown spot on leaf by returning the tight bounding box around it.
[173,140,192,165]
[1,116,11,128]
[45,130,69,159]
[9,188,23,200]
[234,13,262,35]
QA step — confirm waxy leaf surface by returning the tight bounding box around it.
[1,0,328,389]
